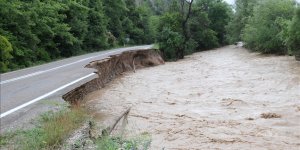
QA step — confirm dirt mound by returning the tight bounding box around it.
[62,49,164,104]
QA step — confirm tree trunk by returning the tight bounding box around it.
[177,0,194,60]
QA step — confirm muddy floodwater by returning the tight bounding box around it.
[85,46,300,149]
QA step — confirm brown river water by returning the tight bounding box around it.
[85,46,300,150]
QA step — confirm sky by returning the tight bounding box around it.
[224,0,300,5]
[224,0,235,5]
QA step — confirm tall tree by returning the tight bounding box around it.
[0,35,13,72]
[288,7,300,58]
[178,0,194,59]
[242,0,295,54]
[63,0,89,55]
[226,0,258,43]
[103,0,127,45]
[84,0,108,51]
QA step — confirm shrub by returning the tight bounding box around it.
[0,107,87,150]
[158,27,184,60]
[0,35,13,72]
[242,0,295,54]
[288,7,300,56]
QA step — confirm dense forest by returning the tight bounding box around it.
[227,0,300,55]
[0,0,299,73]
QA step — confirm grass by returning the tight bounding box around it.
[153,43,160,50]
[0,104,152,150]
[96,132,151,150]
[0,105,87,150]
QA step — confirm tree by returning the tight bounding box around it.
[158,0,194,60]
[242,0,295,54]
[178,0,194,59]
[226,0,258,43]
[0,0,39,67]
[0,35,13,72]
[288,7,300,59]
[158,11,182,59]
[84,0,109,51]
[63,0,89,54]
[190,0,231,50]
[103,0,127,45]
[206,0,232,45]
[159,27,184,60]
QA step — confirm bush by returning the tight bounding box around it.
[0,35,13,72]
[242,0,295,54]
[288,7,300,57]
[0,106,86,149]
[158,27,184,60]
[96,133,151,150]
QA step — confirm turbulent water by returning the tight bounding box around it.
[86,46,300,149]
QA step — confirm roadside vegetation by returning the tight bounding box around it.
[0,105,150,150]
[1,0,299,149]
[227,0,300,57]
[96,133,151,150]
[0,0,156,73]
[1,0,299,73]
[157,0,233,60]
[0,106,86,149]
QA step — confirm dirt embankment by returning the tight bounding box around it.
[83,46,300,149]
[62,49,164,104]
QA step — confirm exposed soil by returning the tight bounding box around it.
[63,49,164,104]
[84,46,300,149]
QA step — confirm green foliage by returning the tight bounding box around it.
[157,7,183,60]
[159,27,184,60]
[190,1,220,50]
[0,0,161,73]
[242,0,295,54]
[157,0,232,60]
[63,0,89,55]
[226,0,258,43]
[96,136,118,150]
[288,7,300,56]
[96,133,151,150]
[0,107,86,150]
[103,0,127,44]
[197,0,232,45]
[84,0,109,51]
[243,0,295,54]
[149,15,160,42]
[227,0,299,56]
[158,12,182,33]
[0,35,13,72]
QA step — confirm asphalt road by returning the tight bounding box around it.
[0,45,152,132]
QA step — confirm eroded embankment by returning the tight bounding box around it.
[62,49,164,104]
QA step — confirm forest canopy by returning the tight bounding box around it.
[226,0,300,55]
[0,0,299,73]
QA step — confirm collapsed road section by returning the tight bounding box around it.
[62,49,165,104]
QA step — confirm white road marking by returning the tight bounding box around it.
[0,73,95,118]
[0,45,152,85]
[0,50,121,85]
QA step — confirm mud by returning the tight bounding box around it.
[84,46,299,149]
[260,113,282,119]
